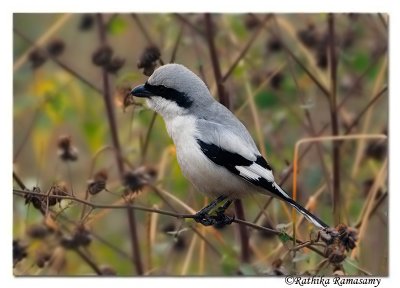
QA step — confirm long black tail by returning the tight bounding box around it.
[268,182,329,229]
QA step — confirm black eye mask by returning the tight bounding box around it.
[144,82,193,109]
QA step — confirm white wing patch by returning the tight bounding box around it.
[273,182,290,199]
[235,163,275,182]
[236,166,260,180]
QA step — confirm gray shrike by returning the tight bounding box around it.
[130,63,328,230]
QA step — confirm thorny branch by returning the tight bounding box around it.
[14,187,327,257]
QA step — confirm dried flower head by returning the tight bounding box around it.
[79,14,94,31]
[92,45,113,67]
[28,49,47,69]
[88,169,108,195]
[123,166,157,193]
[297,24,318,48]
[46,39,66,57]
[13,239,28,266]
[105,56,125,74]
[244,14,260,30]
[57,135,78,161]
[137,45,161,76]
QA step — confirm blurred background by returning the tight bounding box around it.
[13,13,388,276]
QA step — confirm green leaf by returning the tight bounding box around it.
[352,52,370,72]
[255,90,278,109]
[221,253,239,275]
[107,16,127,35]
[278,231,292,243]
[83,119,105,152]
[229,15,247,39]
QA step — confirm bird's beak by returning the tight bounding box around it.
[130,84,154,98]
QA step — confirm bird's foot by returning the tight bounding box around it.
[193,212,216,226]
[213,211,234,228]
[193,211,234,227]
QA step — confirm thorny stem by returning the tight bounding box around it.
[13,188,327,257]
[204,14,229,108]
[328,14,341,226]
[96,14,143,275]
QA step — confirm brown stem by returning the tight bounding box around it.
[253,85,386,223]
[328,14,341,225]
[13,29,103,94]
[170,24,184,63]
[14,188,326,258]
[140,111,157,164]
[96,14,143,275]
[204,13,229,108]
[74,248,103,275]
[173,14,205,37]
[234,200,250,262]
[222,14,272,82]
[13,171,26,190]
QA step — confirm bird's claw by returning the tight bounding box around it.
[193,212,216,226]
[193,211,234,227]
[214,212,234,227]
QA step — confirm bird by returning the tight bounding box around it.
[130,63,328,230]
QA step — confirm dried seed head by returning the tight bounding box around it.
[297,24,318,48]
[57,135,78,161]
[46,39,66,57]
[87,179,106,195]
[123,166,158,193]
[60,236,77,249]
[35,251,52,268]
[267,37,282,53]
[326,244,347,264]
[88,169,108,195]
[13,239,28,266]
[270,71,284,89]
[28,49,47,69]
[92,45,113,67]
[316,49,328,69]
[52,182,69,202]
[73,225,92,247]
[106,56,125,74]
[79,14,94,31]
[27,224,51,239]
[173,234,186,251]
[244,14,260,30]
[365,139,387,161]
[137,45,161,76]
[24,187,46,214]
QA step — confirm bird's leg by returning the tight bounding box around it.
[194,195,227,226]
[214,200,234,227]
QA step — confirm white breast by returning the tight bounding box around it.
[165,116,254,199]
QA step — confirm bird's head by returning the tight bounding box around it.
[130,64,213,119]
